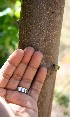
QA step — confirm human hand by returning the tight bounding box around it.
[0,47,47,117]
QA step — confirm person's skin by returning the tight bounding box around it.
[0,47,47,117]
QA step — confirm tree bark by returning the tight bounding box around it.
[18,0,65,117]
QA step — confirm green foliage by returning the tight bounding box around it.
[54,89,70,107]
[56,94,69,107]
[0,0,21,68]
[64,111,70,116]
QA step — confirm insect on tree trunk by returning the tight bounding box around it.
[18,0,65,117]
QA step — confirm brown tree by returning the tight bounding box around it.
[18,0,65,117]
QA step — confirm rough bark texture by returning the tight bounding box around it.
[18,0,65,117]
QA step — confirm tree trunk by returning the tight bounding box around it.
[18,0,65,117]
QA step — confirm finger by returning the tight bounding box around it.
[6,47,35,90]
[5,90,37,112]
[0,88,7,98]
[0,49,24,88]
[19,51,43,89]
[29,67,47,101]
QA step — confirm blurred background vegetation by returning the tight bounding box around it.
[0,0,21,67]
[52,0,70,116]
[0,0,70,117]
